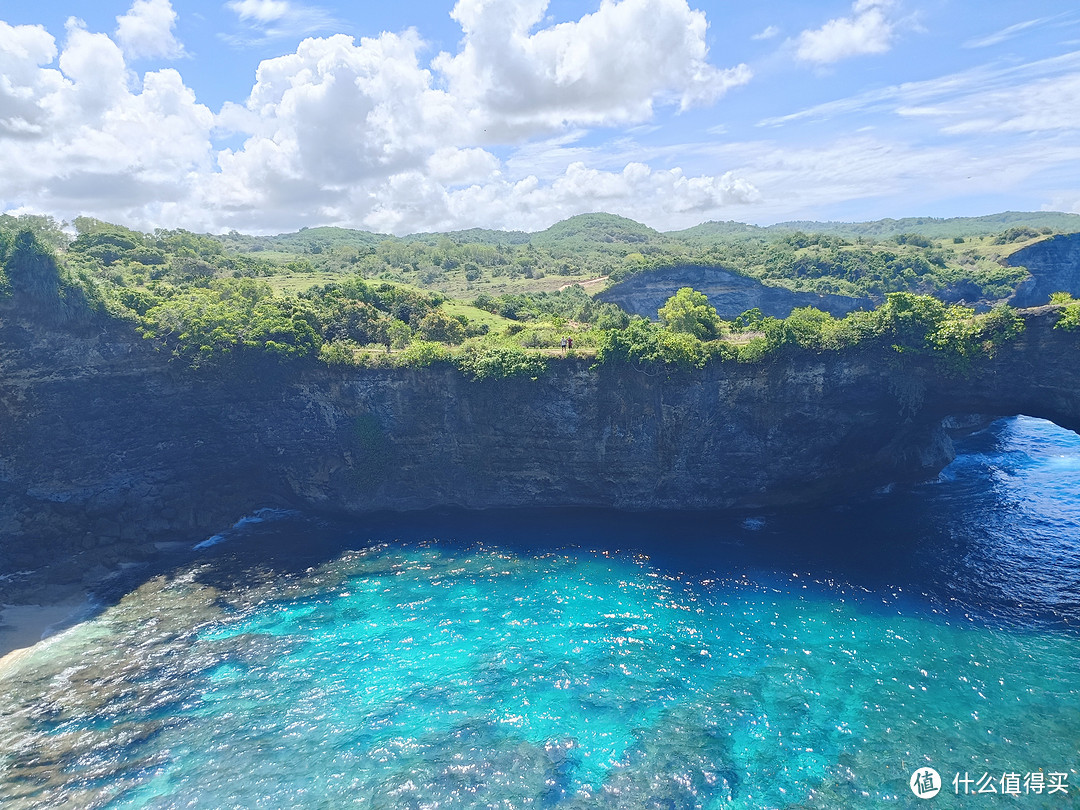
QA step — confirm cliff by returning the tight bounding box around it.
[596,265,872,320]
[2,302,1080,584]
[1008,233,1080,308]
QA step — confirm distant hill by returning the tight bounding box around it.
[187,209,1080,305]
[665,221,771,242]
[535,212,662,243]
[527,213,670,257]
[212,210,1080,254]
[401,227,532,246]
[216,226,386,254]
[764,211,1080,240]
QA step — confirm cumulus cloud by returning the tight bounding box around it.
[0,0,759,233]
[433,0,751,134]
[795,0,896,64]
[356,161,761,235]
[212,32,463,198]
[752,25,780,41]
[0,17,213,222]
[114,0,185,60]
[0,21,63,137]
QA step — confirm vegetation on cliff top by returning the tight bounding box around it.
[1,211,1073,378]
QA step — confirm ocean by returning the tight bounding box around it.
[1,415,1078,808]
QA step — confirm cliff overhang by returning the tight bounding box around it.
[2,304,1079,580]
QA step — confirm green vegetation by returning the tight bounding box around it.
[139,279,320,364]
[49,209,1072,307]
[0,224,106,323]
[747,211,1080,240]
[1,210,1069,379]
[658,287,723,339]
[1050,292,1080,331]
[595,292,1024,371]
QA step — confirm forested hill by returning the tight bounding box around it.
[760,212,1080,240]
[4,210,1080,376]
[213,211,1080,254]
[206,210,1080,302]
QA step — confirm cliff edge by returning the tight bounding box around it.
[2,303,1080,582]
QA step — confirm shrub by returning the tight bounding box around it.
[1050,292,1080,331]
[417,309,466,344]
[400,340,453,368]
[320,340,361,366]
[456,340,547,380]
[596,319,710,369]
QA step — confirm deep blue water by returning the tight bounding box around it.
[1,416,1079,808]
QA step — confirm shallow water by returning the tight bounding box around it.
[1,416,1079,808]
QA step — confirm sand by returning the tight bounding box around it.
[0,597,91,667]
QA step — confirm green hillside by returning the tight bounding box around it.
[766,211,1080,239]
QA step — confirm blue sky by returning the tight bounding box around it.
[1,0,1079,234]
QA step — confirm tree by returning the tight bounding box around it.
[6,229,61,301]
[417,309,466,344]
[658,287,722,339]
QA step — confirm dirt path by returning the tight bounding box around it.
[559,276,608,292]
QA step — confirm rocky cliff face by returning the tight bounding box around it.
[3,303,1080,582]
[1008,233,1080,308]
[596,265,872,319]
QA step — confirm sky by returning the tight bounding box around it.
[1,0,1079,235]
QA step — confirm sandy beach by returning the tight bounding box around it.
[0,597,91,666]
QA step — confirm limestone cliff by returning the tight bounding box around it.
[596,265,872,320]
[1008,233,1080,308]
[2,302,1080,581]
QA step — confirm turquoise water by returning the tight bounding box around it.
[1,416,1079,808]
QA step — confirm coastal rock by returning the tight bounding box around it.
[2,303,1080,577]
[596,265,872,320]
[1007,233,1080,307]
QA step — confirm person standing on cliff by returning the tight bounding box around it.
[561,337,568,354]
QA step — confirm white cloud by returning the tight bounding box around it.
[228,0,291,24]
[223,0,338,44]
[962,16,1058,49]
[687,134,1080,223]
[433,0,751,134]
[0,18,214,222]
[199,0,755,231]
[2,0,764,233]
[1045,193,1080,216]
[752,25,779,41]
[760,50,1080,128]
[355,161,761,235]
[902,73,1080,135]
[213,32,463,193]
[115,0,185,60]
[795,0,896,64]
[17,0,1078,235]
[426,146,501,184]
[0,21,63,137]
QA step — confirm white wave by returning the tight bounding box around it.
[193,534,227,550]
[194,508,302,550]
